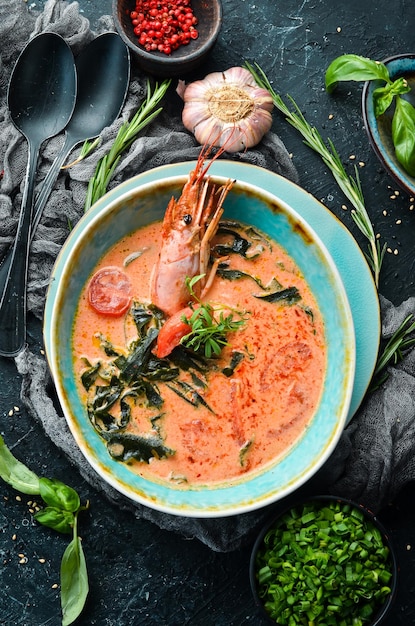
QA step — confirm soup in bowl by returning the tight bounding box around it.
[43,164,355,517]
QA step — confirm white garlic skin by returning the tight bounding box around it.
[181,67,274,153]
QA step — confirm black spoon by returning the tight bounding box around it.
[0,33,130,354]
[28,32,130,238]
[0,33,76,358]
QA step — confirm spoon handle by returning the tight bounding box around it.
[0,133,78,305]
[0,141,39,357]
[31,132,77,234]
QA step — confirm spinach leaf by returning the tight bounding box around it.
[107,432,174,463]
[254,285,301,304]
[80,360,101,391]
[216,267,276,290]
[222,351,245,377]
[90,377,122,414]
[167,380,214,412]
[118,327,159,384]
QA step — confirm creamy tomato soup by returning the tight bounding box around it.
[72,220,326,487]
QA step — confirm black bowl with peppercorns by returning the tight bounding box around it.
[113,0,222,77]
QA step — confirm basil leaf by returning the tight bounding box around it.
[373,78,411,117]
[61,536,89,626]
[325,54,390,93]
[0,435,40,495]
[392,96,415,176]
[34,506,74,534]
[39,477,81,513]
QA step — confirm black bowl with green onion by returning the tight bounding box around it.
[249,496,398,626]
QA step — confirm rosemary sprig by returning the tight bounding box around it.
[370,314,415,390]
[181,276,247,358]
[245,61,386,287]
[61,137,100,170]
[84,78,171,211]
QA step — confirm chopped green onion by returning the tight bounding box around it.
[254,499,394,625]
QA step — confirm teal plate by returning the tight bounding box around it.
[43,162,368,517]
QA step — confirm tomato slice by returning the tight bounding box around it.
[88,266,132,317]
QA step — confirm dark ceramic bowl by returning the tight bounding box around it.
[250,495,398,626]
[112,0,222,77]
[362,53,415,197]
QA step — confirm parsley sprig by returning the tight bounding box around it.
[180,276,247,358]
[245,61,385,287]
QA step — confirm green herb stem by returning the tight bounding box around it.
[245,61,385,287]
[371,314,415,390]
[84,78,171,211]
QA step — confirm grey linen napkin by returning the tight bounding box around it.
[1,0,415,552]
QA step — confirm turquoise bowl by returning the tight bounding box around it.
[43,165,355,517]
[362,53,415,196]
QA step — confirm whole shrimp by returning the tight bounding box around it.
[150,144,233,318]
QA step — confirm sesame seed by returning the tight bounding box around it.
[395,190,400,195]
[383,210,388,216]
[396,219,402,224]
[11,534,16,541]
[15,495,22,502]
[8,409,13,416]
[52,583,59,589]
[14,406,19,412]
[394,249,399,255]
[38,558,46,564]
[409,204,414,211]
[336,26,342,32]
[19,557,27,564]
[349,154,356,160]
[376,233,381,239]
[358,161,365,167]
[341,204,347,211]
[18,553,24,558]
[390,195,396,200]
[328,113,334,120]
[387,247,392,253]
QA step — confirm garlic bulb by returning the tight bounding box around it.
[180,67,274,153]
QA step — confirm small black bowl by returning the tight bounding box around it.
[362,53,415,197]
[250,495,398,626]
[113,0,222,77]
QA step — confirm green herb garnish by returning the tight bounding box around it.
[84,78,171,211]
[255,499,394,625]
[0,436,89,625]
[245,61,385,287]
[325,54,415,177]
[180,275,247,358]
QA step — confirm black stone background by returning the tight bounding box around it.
[1,0,415,624]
